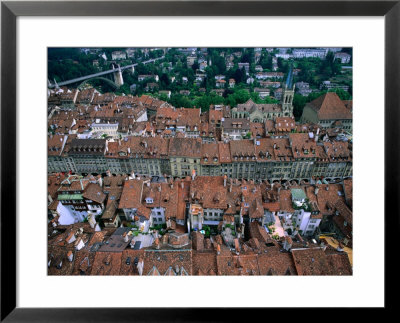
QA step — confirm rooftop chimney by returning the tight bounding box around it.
[67,251,73,262]
[66,232,76,244]
[234,239,240,255]
[283,236,293,251]
[88,214,96,229]
[123,232,129,243]
[137,258,144,276]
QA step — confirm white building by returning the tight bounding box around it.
[111,51,127,60]
[56,202,81,225]
[292,48,327,59]
[334,52,351,64]
[91,121,119,138]
[254,88,270,99]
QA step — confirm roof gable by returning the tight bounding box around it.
[308,92,352,120]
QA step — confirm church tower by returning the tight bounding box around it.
[282,68,295,117]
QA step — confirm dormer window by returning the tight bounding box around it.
[145,197,153,204]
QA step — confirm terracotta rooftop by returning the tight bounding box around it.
[82,183,106,204]
[305,184,345,216]
[289,133,318,159]
[48,245,75,276]
[275,117,296,132]
[257,246,297,275]
[291,247,352,275]
[218,142,232,163]
[279,189,295,213]
[58,175,90,193]
[119,249,145,275]
[118,179,144,209]
[142,248,192,276]
[230,139,256,160]
[216,253,259,275]
[105,137,169,160]
[48,173,67,200]
[90,251,122,275]
[168,138,202,158]
[190,176,228,210]
[201,142,220,165]
[250,122,265,136]
[192,251,218,275]
[307,92,352,120]
[324,251,352,275]
[48,135,66,156]
[343,178,353,208]
[322,141,352,162]
[222,118,251,131]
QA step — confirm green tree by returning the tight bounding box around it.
[168,94,193,108]
[225,89,250,107]
[333,88,352,100]
[233,68,246,84]
[293,94,308,120]
[191,61,199,71]
[160,73,170,89]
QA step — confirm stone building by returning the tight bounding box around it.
[300,92,352,131]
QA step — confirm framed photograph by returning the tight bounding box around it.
[1,0,396,320]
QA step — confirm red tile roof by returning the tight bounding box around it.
[307,92,352,120]
[168,138,202,158]
[118,179,144,209]
[190,176,228,210]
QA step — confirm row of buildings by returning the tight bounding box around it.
[48,172,353,275]
[49,173,352,244]
[48,86,352,183]
[48,132,352,183]
[48,87,352,139]
[48,222,352,276]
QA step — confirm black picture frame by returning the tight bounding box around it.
[1,0,397,321]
